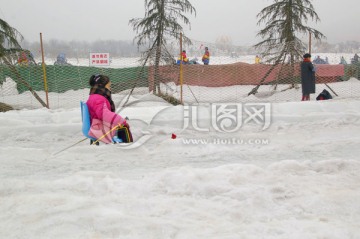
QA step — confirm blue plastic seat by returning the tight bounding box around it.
[80,101,97,141]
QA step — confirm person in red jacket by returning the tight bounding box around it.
[17,52,29,66]
[86,74,132,143]
[202,47,210,65]
[176,50,189,64]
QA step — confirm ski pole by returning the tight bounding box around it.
[52,137,88,156]
[53,124,124,156]
[53,126,119,155]
[324,83,338,96]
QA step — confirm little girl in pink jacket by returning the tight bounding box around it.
[86,74,130,143]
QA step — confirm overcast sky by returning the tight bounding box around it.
[0,0,359,46]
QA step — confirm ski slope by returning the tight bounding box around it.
[0,79,360,239]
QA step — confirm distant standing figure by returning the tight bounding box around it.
[340,56,347,65]
[301,53,316,101]
[352,53,359,64]
[202,47,210,65]
[255,55,261,64]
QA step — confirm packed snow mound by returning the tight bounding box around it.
[0,77,18,96]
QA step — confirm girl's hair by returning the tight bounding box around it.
[89,74,110,87]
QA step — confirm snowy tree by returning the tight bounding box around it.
[129,0,196,94]
[0,18,23,60]
[0,18,47,108]
[249,0,325,95]
[255,0,325,63]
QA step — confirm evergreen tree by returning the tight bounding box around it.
[0,18,23,59]
[249,0,325,95]
[129,0,196,94]
[255,0,325,63]
[0,19,47,108]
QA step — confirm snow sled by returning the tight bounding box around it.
[316,89,332,100]
[80,101,133,145]
[117,125,133,143]
[176,58,199,65]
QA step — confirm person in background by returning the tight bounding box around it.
[351,53,359,64]
[340,56,347,65]
[312,55,327,64]
[17,52,29,66]
[202,47,210,65]
[177,50,189,64]
[181,50,189,63]
[255,55,261,64]
[86,74,132,144]
[300,53,316,101]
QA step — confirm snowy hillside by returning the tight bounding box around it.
[0,79,360,238]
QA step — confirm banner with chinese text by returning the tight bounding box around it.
[89,53,110,66]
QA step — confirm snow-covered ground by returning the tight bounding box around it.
[1,75,360,238]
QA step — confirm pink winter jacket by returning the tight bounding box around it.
[86,94,126,143]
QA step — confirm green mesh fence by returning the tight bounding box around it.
[0,63,149,110]
[0,46,360,110]
[0,65,148,94]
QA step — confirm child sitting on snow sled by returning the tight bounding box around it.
[86,74,133,144]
